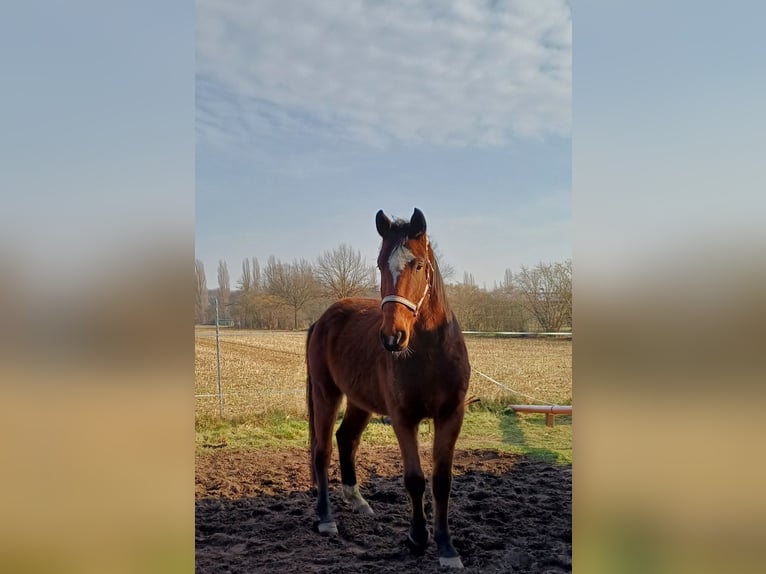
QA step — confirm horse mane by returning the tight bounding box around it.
[427,243,453,320]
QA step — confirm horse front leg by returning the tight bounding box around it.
[432,407,465,568]
[391,419,429,553]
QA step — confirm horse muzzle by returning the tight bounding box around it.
[380,329,406,352]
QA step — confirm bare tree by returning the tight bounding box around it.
[195,259,208,324]
[515,259,572,331]
[238,258,252,293]
[430,240,455,283]
[502,268,514,292]
[315,243,376,300]
[252,257,261,291]
[446,282,530,332]
[264,256,319,329]
[217,260,230,320]
[448,283,483,328]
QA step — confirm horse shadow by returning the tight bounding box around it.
[498,409,572,464]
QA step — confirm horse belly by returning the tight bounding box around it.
[332,364,390,415]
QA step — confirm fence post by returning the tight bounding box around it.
[215,297,223,417]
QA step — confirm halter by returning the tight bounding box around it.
[380,239,432,317]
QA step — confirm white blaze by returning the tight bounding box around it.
[388,244,414,286]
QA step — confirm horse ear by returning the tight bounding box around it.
[409,208,427,238]
[376,210,392,237]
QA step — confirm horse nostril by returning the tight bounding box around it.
[380,330,405,351]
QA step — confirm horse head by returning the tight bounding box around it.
[375,208,432,352]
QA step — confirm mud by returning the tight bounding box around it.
[196,447,571,573]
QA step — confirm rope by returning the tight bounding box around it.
[195,389,304,398]
[196,331,564,406]
[471,367,552,405]
[196,369,556,404]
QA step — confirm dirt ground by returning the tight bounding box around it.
[196,446,571,573]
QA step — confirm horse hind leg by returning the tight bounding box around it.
[336,402,373,515]
[309,374,342,535]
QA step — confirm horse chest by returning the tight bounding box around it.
[391,356,465,417]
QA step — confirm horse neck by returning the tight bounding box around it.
[415,274,451,332]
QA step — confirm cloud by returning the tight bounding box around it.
[197,0,571,149]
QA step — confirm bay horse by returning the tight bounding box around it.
[306,208,471,568]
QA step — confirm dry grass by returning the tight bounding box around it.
[465,335,572,405]
[195,327,572,419]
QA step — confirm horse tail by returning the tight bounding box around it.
[306,321,317,485]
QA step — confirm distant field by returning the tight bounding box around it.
[195,327,572,419]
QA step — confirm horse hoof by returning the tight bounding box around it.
[439,555,464,568]
[317,521,338,535]
[341,484,374,515]
[406,531,429,555]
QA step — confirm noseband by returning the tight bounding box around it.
[381,259,432,317]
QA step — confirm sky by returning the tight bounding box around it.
[195,0,572,290]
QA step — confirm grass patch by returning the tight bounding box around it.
[196,405,571,464]
[499,410,572,464]
[196,412,308,450]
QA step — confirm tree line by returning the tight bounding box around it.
[194,245,571,332]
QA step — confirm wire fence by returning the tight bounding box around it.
[194,329,572,419]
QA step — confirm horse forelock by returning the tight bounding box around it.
[378,229,425,275]
[377,227,407,270]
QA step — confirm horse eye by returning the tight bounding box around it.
[416,262,423,271]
